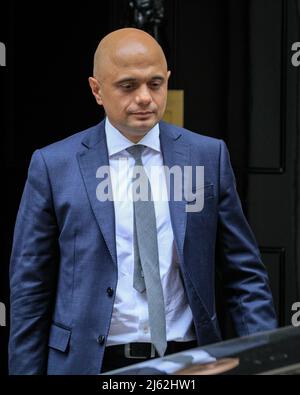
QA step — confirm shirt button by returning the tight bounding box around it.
[143,326,149,334]
[97,335,105,345]
[106,287,114,297]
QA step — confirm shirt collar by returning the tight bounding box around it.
[105,117,161,157]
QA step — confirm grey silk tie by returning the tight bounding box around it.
[127,144,167,357]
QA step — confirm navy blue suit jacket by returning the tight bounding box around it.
[9,120,277,374]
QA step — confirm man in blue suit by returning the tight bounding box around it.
[9,28,277,375]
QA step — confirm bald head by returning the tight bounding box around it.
[89,28,171,142]
[93,28,168,80]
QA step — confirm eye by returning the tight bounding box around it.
[119,82,136,91]
[149,80,163,89]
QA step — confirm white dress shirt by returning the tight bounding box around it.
[105,117,196,345]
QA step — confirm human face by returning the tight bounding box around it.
[89,54,170,142]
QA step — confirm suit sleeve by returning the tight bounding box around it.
[217,140,277,336]
[9,149,59,375]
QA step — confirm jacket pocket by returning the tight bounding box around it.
[48,323,71,352]
[185,183,214,201]
[185,184,214,213]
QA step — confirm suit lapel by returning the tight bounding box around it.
[159,122,190,264]
[77,121,117,266]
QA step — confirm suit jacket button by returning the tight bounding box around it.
[107,287,114,297]
[97,335,105,345]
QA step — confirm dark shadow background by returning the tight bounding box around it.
[1,0,299,375]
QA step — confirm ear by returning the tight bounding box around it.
[88,77,103,106]
[167,70,171,81]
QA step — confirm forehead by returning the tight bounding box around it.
[100,40,167,81]
[105,57,166,83]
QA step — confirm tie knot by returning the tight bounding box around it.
[126,144,145,162]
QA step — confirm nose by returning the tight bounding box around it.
[135,85,152,106]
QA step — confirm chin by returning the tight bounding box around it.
[132,120,157,133]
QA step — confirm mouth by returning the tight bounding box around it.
[130,111,155,120]
[132,111,154,115]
